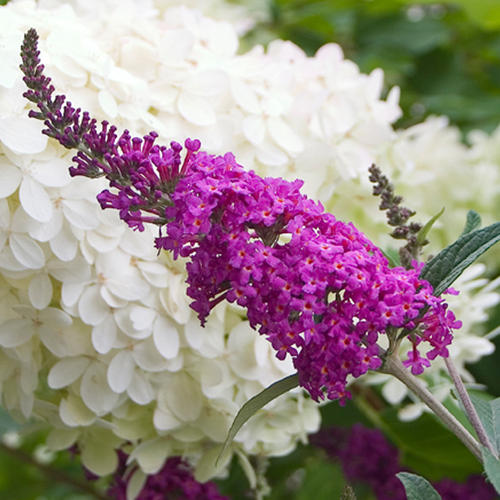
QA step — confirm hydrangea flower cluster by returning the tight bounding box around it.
[311,424,497,500]
[21,28,462,403]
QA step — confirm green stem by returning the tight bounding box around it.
[381,354,482,462]
[0,442,108,499]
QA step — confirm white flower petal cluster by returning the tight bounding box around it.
[0,0,498,481]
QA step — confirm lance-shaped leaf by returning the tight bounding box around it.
[396,472,442,500]
[216,373,299,464]
[420,220,500,296]
[417,207,445,245]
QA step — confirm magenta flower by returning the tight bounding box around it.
[20,28,461,404]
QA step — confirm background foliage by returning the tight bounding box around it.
[1,0,499,498]
[242,0,500,135]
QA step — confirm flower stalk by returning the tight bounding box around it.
[444,357,498,458]
[381,353,482,461]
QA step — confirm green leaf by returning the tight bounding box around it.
[396,472,442,500]
[376,409,481,481]
[491,398,500,454]
[0,408,20,435]
[460,210,482,236]
[420,220,500,296]
[216,374,299,464]
[482,447,500,494]
[382,247,401,267]
[467,393,498,455]
[417,207,445,245]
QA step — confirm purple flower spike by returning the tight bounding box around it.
[20,28,462,403]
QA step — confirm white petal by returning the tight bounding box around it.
[268,116,304,155]
[98,89,118,117]
[153,407,181,431]
[19,177,53,222]
[242,115,265,145]
[107,272,149,302]
[30,159,71,187]
[48,357,91,389]
[137,261,168,288]
[130,306,155,331]
[231,78,261,113]
[9,233,45,269]
[127,371,154,405]
[0,319,33,347]
[87,231,120,253]
[81,362,119,416]
[81,438,119,476]
[0,246,27,271]
[153,316,179,360]
[28,212,63,242]
[0,116,47,154]
[132,439,170,475]
[49,225,78,261]
[178,92,216,126]
[62,282,85,308]
[256,143,288,167]
[164,373,203,422]
[78,285,109,325]
[184,70,228,97]
[46,428,79,451]
[0,161,21,198]
[127,470,147,500]
[382,378,407,405]
[158,29,194,62]
[28,273,53,309]
[107,351,135,393]
[59,394,96,427]
[91,315,117,354]
[62,199,100,230]
[132,338,170,372]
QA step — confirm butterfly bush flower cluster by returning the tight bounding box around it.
[21,29,461,404]
[104,452,227,500]
[311,424,497,500]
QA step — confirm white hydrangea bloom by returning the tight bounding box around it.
[0,0,498,482]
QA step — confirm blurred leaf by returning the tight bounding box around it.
[382,247,401,268]
[0,408,21,435]
[295,458,346,500]
[396,472,442,500]
[356,15,451,55]
[404,0,500,30]
[379,409,481,480]
[482,447,500,493]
